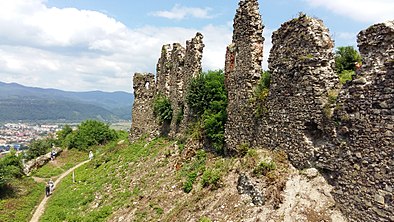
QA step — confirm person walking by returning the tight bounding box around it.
[49,179,54,194]
[45,181,51,197]
[89,151,93,160]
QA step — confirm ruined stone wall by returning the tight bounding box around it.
[177,33,204,135]
[129,73,157,141]
[156,44,172,97]
[224,0,264,153]
[262,14,339,168]
[131,33,204,139]
[223,0,393,220]
[329,21,394,221]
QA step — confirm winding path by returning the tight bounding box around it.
[30,160,90,222]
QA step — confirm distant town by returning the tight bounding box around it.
[0,123,62,155]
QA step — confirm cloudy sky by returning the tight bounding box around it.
[0,0,392,92]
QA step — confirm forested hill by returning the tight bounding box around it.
[0,81,134,122]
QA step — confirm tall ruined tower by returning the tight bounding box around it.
[129,73,157,141]
[224,0,264,152]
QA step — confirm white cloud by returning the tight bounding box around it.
[150,4,213,20]
[0,0,232,92]
[304,0,394,23]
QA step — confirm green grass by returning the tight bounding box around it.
[0,177,44,222]
[32,149,88,178]
[40,137,170,222]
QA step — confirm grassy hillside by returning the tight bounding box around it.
[0,132,346,222]
[0,149,87,222]
[35,135,315,222]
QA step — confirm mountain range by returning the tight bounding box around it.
[0,81,134,122]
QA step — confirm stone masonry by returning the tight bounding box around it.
[263,14,339,168]
[329,21,394,221]
[130,0,393,220]
[129,73,157,141]
[223,1,393,221]
[224,0,264,153]
[130,33,204,138]
[177,33,204,135]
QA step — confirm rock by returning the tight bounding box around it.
[303,168,319,179]
[237,173,264,206]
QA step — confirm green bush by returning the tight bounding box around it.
[253,159,276,176]
[201,169,221,188]
[153,94,173,124]
[334,46,362,73]
[63,120,118,151]
[253,70,271,117]
[186,70,227,153]
[0,150,23,188]
[26,137,56,160]
[338,70,355,85]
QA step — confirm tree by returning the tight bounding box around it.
[56,125,73,147]
[186,70,228,153]
[26,138,55,160]
[66,120,118,151]
[334,46,362,73]
[0,149,23,188]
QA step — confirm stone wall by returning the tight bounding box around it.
[156,44,172,97]
[177,33,204,135]
[130,33,204,139]
[329,21,394,221]
[223,0,393,221]
[129,73,157,141]
[224,0,264,153]
[262,14,339,168]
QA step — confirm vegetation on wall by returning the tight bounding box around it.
[253,70,271,117]
[186,70,228,153]
[153,94,173,124]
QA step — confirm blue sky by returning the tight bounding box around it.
[0,0,392,92]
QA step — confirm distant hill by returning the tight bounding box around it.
[0,81,134,122]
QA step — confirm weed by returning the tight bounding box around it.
[199,216,212,222]
[201,169,221,189]
[253,159,277,176]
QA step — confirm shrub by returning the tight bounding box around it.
[64,120,118,151]
[186,70,227,153]
[334,46,362,73]
[153,94,173,124]
[253,70,271,117]
[253,159,277,176]
[0,150,23,188]
[201,169,221,188]
[26,137,55,160]
[338,70,355,85]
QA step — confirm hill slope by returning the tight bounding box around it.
[0,82,134,121]
[38,137,346,221]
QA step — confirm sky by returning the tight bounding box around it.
[0,0,392,93]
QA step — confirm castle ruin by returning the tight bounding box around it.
[130,0,393,221]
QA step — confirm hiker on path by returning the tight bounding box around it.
[89,151,93,160]
[45,181,51,197]
[49,179,55,194]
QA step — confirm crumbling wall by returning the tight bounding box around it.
[263,14,339,168]
[156,44,172,97]
[224,0,264,153]
[129,73,157,141]
[131,33,204,139]
[176,33,204,135]
[330,21,394,222]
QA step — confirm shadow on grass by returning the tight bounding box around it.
[0,183,18,199]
